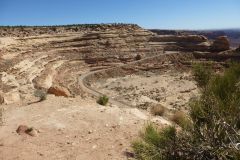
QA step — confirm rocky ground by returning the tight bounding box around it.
[0,95,171,160]
[92,70,199,112]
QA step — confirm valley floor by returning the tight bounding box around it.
[92,71,199,111]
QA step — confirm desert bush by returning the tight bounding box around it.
[132,63,240,160]
[34,89,47,102]
[193,63,212,88]
[97,95,109,106]
[135,54,142,61]
[171,111,192,130]
[171,111,185,124]
[132,124,177,160]
[150,104,165,116]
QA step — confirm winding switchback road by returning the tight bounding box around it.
[78,52,178,108]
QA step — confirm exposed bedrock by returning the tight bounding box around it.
[0,24,235,104]
[210,36,230,52]
[150,35,208,43]
[149,35,230,52]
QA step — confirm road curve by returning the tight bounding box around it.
[78,52,178,108]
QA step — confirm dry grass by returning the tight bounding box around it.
[150,104,165,116]
[171,111,186,125]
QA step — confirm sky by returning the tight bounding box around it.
[0,0,240,30]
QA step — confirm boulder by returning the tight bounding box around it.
[27,128,38,137]
[16,125,29,135]
[47,85,71,97]
[211,36,230,52]
[16,125,38,137]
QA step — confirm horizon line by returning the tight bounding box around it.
[0,23,240,31]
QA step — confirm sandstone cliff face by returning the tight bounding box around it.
[0,24,162,104]
[150,35,231,52]
[150,35,208,43]
[149,35,211,52]
[210,36,230,52]
[0,24,232,104]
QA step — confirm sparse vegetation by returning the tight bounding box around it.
[150,104,165,116]
[193,63,212,87]
[132,63,240,160]
[135,54,142,61]
[171,111,191,130]
[132,124,177,160]
[34,89,47,102]
[97,95,109,106]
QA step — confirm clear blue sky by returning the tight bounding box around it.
[0,0,240,29]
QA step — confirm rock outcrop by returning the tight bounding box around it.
[0,24,233,102]
[150,35,231,52]
[150,35,210,52]
[210,36,230,52]
[0,24,160,102]
[150,35,208,43]
[236,45,240,52]
[47,85,71,97]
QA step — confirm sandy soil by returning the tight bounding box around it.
[0,38,17,48]
[0,95,170,160]
[92,71,199,111]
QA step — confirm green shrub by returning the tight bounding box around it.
[132,124,177,160]
[132,63,240,160]
[34,89,47,102]
[97,95,109,106]
[193,63,212,88]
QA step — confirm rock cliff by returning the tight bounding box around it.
[0,24,233,104]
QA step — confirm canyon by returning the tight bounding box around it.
[0,24,239,160]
